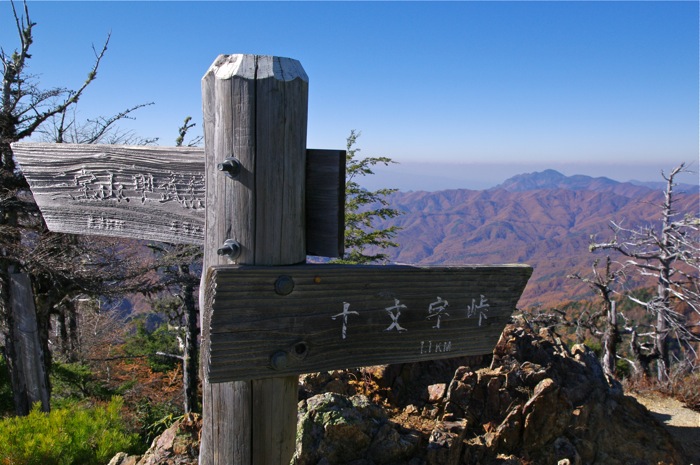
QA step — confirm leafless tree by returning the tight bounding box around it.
[1,3,108,169]
[591,163,700,382]
[567,256,626,377]
[0,0,158,414]
[0,0,109,414]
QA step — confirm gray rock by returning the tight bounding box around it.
[293,393,422,465]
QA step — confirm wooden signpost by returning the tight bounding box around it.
[13,54,532,465]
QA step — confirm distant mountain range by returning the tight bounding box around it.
[496,169,699,194]
[374,170,699,309]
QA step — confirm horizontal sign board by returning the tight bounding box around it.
[14,143,205,244]
[12,143,344,256]
[204,264,532,382]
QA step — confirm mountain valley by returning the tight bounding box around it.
[372,170,699,309]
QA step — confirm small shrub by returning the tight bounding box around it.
[0,397,142,465]
[622,363,700,413]
[583,339,603,358]
[669,368,700,412]
[50,361,115,408]
[621,369,656,395]
[131,397,183,445]
[615,358,632,379]
[123,319,180,372]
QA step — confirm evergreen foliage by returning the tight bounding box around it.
[123,319,180,373]
[0,397,141,464]
[49,361,118,408]
[337,130,401,264]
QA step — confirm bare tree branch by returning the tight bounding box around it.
[15,34,110,141]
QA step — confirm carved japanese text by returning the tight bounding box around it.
[67,169,205,210]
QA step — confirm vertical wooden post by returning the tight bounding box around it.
[9,273,50,413]
[200,54,308,465]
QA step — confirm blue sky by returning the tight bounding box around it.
[3,1,698,190]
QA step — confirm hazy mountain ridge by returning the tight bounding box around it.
[376,170,699,308]
[496,169,620,193]
[496,168,699,195]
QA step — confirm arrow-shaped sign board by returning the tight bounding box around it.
[204,263,532,382]
[12,143,345,257]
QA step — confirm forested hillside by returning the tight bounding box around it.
[374,170,699,308]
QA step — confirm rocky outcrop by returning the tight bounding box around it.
[292,392,422,465]
[109,413,200,465]
[294,323,688,464]
[435,324,687,465]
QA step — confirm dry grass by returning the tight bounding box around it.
[623,369,700,413]
[669,371,700,413]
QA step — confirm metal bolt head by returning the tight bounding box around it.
[270,351,288,370]
[217,157,241,179]
[274,275,295,295]
[217,239,241,259]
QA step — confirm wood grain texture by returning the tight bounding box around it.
[11,143,206,244]
[205,264,532,382]
[200,54,307,465]
[10,273,50,412]
[306,149,345,258]
[200,53,255,465]
[13,143,344,256]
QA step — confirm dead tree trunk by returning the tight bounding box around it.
[601,300,618,377]
[8,273,50,413]
[179,263,199,413]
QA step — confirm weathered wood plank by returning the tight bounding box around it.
[12,143,206,244]
[12,143,345,256]
[306,149,345,258]
[253,56,308,265]
[205,264,532,382]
